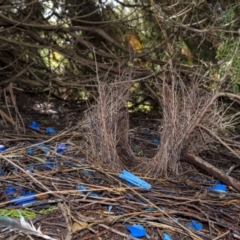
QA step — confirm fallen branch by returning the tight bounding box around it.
[181,151,240,193]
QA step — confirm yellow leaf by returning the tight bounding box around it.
[72,222,89,232]
[124,33,142,53]
[112,187,126,195]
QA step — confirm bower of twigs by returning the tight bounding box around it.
[1,70,240,240]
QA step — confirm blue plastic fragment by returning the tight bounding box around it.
[0,168,3,175]
[0,145,6,152]
[125,224,146,238]
[80,169,91,177]
[45,127,56,135]
[29,121,40,130]
[209,183,227,193]
[6,186,18,195]
[27,147,33,155]
[76,185,99,197]
[6,187,36,205]
[152,138,160,146]
[90,193,99,197]
[108,205,113,213]
[10,193,36,205]
[172,216,179,222]
[38,161,54,170]
[145,207,157,211]
[38,143,50,154]
[119,170,151,190]
[56,143,66,154]
[27,165,34,173]
[76,185,87,193]
[189,220,203,231]
[162,233,173,240]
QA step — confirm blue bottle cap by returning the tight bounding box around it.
[125,224,146,238]
[29,121,40,130]
[45,127,56,134]
[0,145,6,152]
[56,143,66,153]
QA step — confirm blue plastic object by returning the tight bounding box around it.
[209,183,227,193]
[6,186,18,195]
[90,193,99,197]
[27,147,33,155]
[45,127,56,134]
[10,193,36,205]
[76,185,87,193]
[125,224,146,238]
[28,121,40,130]
[27,165,34,173]
[80,169,91,177]
[162,233,173,240]
[0,169,3,175]
[56,143,66,154]
[152,138,160,146]
[0,145,6,152]
[108,205,113,213]
[119,170,151,190]
[76,185,99,197]
[38,161,54,170]
[38,143,50,154]
[189,220,203,231]
[6,187,36,205]
[145,207,157,211]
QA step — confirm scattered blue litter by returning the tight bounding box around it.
[27,147,33,155]
[209,183,227,193]
[6,187,36,205]
[172,216,179,222]
[38,143,50,154]
[45,127,56,135]
[27,165,34,173]
[29,121,40,131]
[90,193,99,197]
[119,170,151,190]
[38,161,55,170]
[56,143,66,154]
[189,220,203,231]
[76,185,87,193]
[145,207,157,211]
[76,185,99,197]
[80,169,91,177]
[10,192,36,205]
[152,138,160,146]
[0,145,6,152]
[6,186,18,195]
[162,233,173,240]
[125,224,146,238]
[108,205,113,214]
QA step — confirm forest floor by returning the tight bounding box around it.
[0,92,240,240]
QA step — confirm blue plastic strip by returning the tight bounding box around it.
[119,170,151,190]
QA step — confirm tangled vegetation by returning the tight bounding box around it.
[0,0,240,178]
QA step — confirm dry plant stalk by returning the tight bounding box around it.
[0,83,25,133]
[141,75,226,177]
[82,78,134,171]
[81,71,240,178]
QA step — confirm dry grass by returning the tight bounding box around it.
[0,83,25,133]
[81,75,136,171]
[140,77,218,177]
[80,70,240,178]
